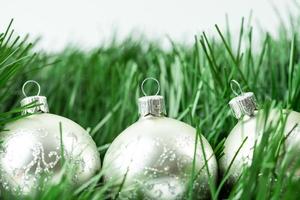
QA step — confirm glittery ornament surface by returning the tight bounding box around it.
[103,116,217,200]
[220,109,300,184]
[0,113,101,196]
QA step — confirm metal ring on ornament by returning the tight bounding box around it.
[230,80,244,96]
[141,77,160,96]
[22,80,41,97]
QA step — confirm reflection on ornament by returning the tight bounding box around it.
[220,80,300,184]
[0,80,101,196]
[102,78,217,200]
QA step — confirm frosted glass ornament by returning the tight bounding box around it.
[103,78,217,200]
[220,80,300,184]
[0,80,101,196]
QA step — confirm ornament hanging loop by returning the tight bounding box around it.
[139,77,165,117]
[230,80,243,96]
[20,80,49,114]
[229,80,257,119]
[22,80,41,97]
[141,77,160,96]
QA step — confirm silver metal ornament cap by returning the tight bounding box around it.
[229,80,257,119]
[20,80,49,115]
[138,95,166,117]
[138,78,166,117]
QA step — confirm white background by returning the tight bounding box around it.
[0,0,296,51]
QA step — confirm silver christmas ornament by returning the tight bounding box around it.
[0,80,101,196]
[220,80,300,184]
[103,78,217,200]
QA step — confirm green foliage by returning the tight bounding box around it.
[1,11,300,199]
